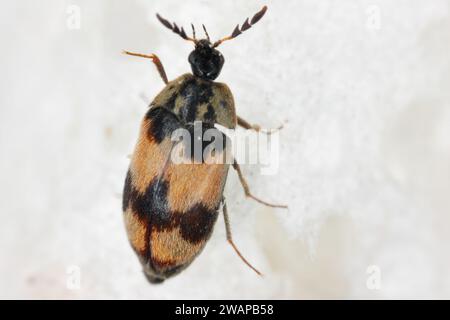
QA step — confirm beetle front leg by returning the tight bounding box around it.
[237,116,283,134]
[123,51,169,84]
[232,160,287,208]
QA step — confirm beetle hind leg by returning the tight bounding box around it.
[237,116,284,135]
[222,200,262,276]
[232,160,288,209]
[123,51,169,84]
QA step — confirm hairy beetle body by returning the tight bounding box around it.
[122,5,284,284]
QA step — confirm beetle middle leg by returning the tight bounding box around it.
[123,51,169,84]
[222,199,262,276]
[232,160,287,208]
[237,116,283,134]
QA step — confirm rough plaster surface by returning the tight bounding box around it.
[0,0,449,299]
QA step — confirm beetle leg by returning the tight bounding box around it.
[232,160,288,208]
[237,116,283,134]
[123,51,169,84]
[222,199,262,276]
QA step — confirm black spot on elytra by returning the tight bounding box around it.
[125,177,172,261]
[145,107,181,143]
[179,203,219,244]
[131,179,172,228]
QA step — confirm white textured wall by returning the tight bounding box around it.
[1,0,449,299]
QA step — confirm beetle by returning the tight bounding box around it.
[122,5,286,284]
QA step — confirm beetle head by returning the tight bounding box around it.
[188,39,224,80]
[156,6,268,81]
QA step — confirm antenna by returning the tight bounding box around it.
[213,6,268,48]
[156,13,196,43]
